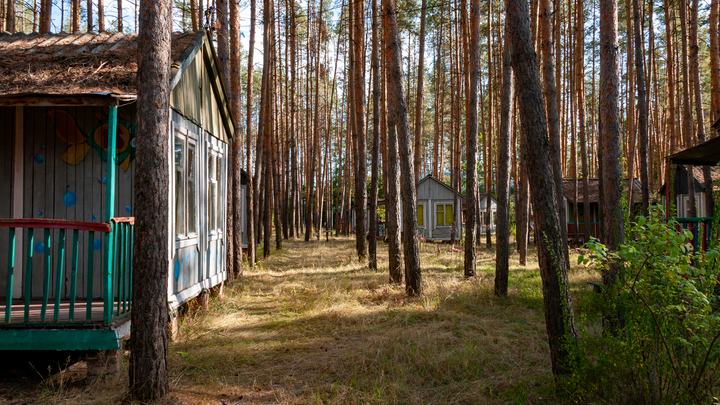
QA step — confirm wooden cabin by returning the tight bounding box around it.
[0,30,237,352]
[416,175,463,241]
[561,178,643,243]
[478,193,498,235]
[659,165,719,218]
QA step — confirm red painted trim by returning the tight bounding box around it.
[0,219,112,233]
[110,217,135,225]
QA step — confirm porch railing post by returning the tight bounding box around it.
[103,106,118,325]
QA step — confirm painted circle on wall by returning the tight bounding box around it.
[94,239,102,251]
[63,192,77,208]
[92,215,97,221]
[37,211,43,217]
[34,242,45,254]
[102,176,107,185]
[34,154,44,164]
[125,206,132,213]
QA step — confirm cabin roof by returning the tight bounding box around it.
[562,178,643,204]
[669,136,720,166]
[417,174,465,198]
[658,166,720,195]
[0,30,200,97]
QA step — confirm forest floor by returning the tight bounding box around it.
[0,235,599,405]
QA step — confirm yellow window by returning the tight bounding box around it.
[445,204,453,226]
[417,204,424,226]
[436,205,445,226]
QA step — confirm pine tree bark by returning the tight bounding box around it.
[98,0,104,32]
[368,0,380,270]
[230,0,243,277]
[5,0,14,33]
[689,0,713,217]
[413,0,427,183]
[495,20,513,296]
[129,0,171,397]
[216,0,232,279]
[711,0,720,123]
[507,0,577,376]
[600,0,624,285]
[464,0,480,278]
[680,0,696,218]
[539,0,569,260]
[354,0,368,261]
[384,0,421,295]
[633,0,649,216]
[117,0,122,32]
[246,0,256,266]
[576,0,592,239]
[87,0,93,31]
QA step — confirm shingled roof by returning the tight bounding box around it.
[0,30,200,97]
[562,178,643,204]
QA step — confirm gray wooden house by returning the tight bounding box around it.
[417,175,463,241]
[0,30,237,351]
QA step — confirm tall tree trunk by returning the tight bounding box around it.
[117,0,122,32]
[663,0,676,217]
[508,0,577,376]
[576,0,592,240]
[354,0,368,262]
[40,0,51,33]
[230,0,243,277]
[5,0,14,33]
[600,0,625,288]
[495,20,513,296]
[634,0,649,216]
[680,0,696,218]
[485,0,493,247]
[368,0,380,270]
[87,0,93,31]
[540,0,569,261]
[711,0,720,124]
[689,0,713,217]
[190,0,197,30]
[413,0,426,183]
[245,0,256,267]
[288,0,297,239]
[384,0,421,295]
[129,0,171,397]
[517,153,529,265]
[98,0,104,32]
[464,0,479,278]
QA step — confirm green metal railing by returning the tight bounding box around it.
[675,217,717,252]
[0,106,134,327]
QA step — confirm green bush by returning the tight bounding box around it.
[568,207,720,404]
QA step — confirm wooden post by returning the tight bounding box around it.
[104,106,118,325]
[13,107,23,300]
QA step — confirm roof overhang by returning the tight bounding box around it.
[0,92,135,107]
[668,136,720,166]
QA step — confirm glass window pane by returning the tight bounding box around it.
[436,205,444,226]
[187,144,196,234]
[175,137,184,235]
[417,204,424,226]
[209,157,216,232]
[216,156,222,231]
[445,205,453,226]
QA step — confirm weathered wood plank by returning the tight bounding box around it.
[0,219,112,232]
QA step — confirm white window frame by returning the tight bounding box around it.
[174,128,199,245]
[434,201,454,227]
[208,142,224,240]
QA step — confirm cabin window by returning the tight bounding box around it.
[209,154,217,232]
[436,204,453,226]
[187,143,197,234]
[417,204,424,226]
[175,132,198,237]
[175,137,185,235]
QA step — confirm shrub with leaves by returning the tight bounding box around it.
[569,206,720,404]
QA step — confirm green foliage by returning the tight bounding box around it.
[570,207,720,404]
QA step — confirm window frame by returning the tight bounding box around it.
[207,143,224,239]
[174,127,199,243]
[435,201,454,227]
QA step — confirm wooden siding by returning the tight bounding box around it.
[0,108,15,298]
[0,105,136,301]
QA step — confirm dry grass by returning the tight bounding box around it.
[0,236,599,405]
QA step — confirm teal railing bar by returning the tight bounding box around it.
[5,228,15,323]
[86,230,94,321]
[122,224,129,312]
[68,229,79,322]
[116,224,124,315]
[104,106,117,326]
[41,228,51,321]
[53,228,66,321]
[24,228,34,323]
[128,225,133,307]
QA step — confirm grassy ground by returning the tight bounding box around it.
[1,236,599,405]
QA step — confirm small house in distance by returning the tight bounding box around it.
[478,193,498,235]
[561,178,642,243]
[416,174,463,241]
[0,30,237,354]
